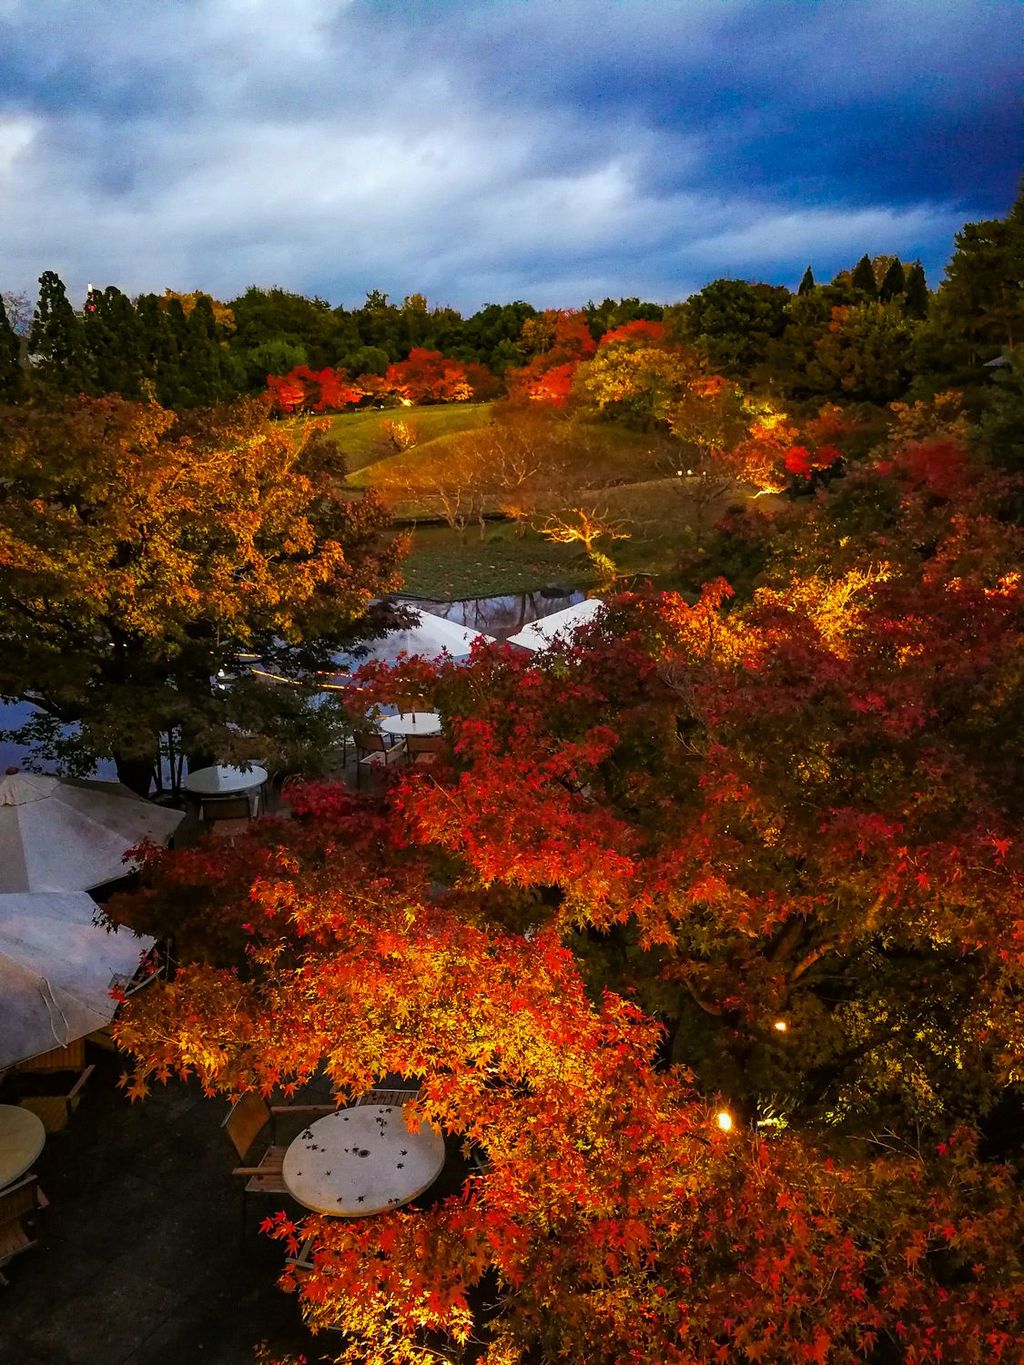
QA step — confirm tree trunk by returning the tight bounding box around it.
[115,753,154,797]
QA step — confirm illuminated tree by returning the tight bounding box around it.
[575,342,697,428]
[0,394,405,790]
[266,365,363,414]
[113,507,1024,1358]
[383,349,472,404]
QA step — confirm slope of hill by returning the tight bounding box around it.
[324,402,493,472]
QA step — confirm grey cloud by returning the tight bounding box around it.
[0,0,1016,310]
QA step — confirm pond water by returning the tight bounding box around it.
[0,588,590,776]
[404,586,587,640]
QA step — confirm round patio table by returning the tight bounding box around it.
[282,1104,445,1217]
[378,712,442,738]
[0,1104,45,1189]
[181,764,268,796]
[182,764,267,814]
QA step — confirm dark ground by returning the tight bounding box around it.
[0,1047,316,1363]
[0,1011,470,1363]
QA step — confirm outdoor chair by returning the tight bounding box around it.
[353,731,406,788]
[0,1174,47,1286]
[18,1064,95,1133]
[223,1092,335,1235]
[404,734,448,769]
[200,795,253,838]
[353,1086,422,1107]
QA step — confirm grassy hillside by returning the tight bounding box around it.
[323,402,493,472]
[350,418,669,491]
[335,407,763,597]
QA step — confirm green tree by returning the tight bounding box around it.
[583,295,664,341]
[179,294,226,406]
[29,270,92,393]
[244,339,308,388]
[851,253,878,296]
[903,261,930,320]
[228,285,355,372]
[763,292,833,398]
[347,344,390,377]
[978,347,1024,474]
[457,301,536,370]
[807,301,916,402]
[136,293,186,408]
[0,295,22,401]
[878,257,906,303]
[355,289,407,359]
[83,285,145,397]
[797,266,816,295]
[932,185,1024,356]
[673,279,791,378]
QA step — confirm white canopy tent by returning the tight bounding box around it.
[0,772,184,894]
[329,609,494,674]
[0,891,155,1067]
[506,598,605,652]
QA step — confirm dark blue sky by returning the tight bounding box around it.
[0,0,1020,312]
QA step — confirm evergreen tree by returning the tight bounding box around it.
[136,293,185,407]
[84,285,144,397]
[29,270,92,392]
[179,294,224,405]
[0,295,22,400]
[935,184,1023,351]
[878,258,906,303]
[903,262,930,320]
[798,266,816,296]
[851,254,878,296]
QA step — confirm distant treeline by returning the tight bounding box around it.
[1,185,1021,410]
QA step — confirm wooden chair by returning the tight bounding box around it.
[404,734,448,769]
[353,1086,421,1107]
[0,1175,47,1286]
[223,1092,336,1235]
[353,731,405,788]
[18,1065,95,1133]
[200,795,253,839]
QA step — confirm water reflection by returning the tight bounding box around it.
[403,587,586,642]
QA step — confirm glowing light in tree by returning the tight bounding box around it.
[716,1110,734,1133]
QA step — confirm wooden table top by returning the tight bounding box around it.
[0,1104,45,1188]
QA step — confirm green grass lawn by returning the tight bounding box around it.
[395,523,598,599]
[322,402,493,472]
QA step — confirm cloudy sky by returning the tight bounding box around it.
[0,0,1020,313]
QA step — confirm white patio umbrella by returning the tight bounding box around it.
[0,772,184,894]
[0,891,155,1067]
[331,609,494,673]
[506,598,605,652]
